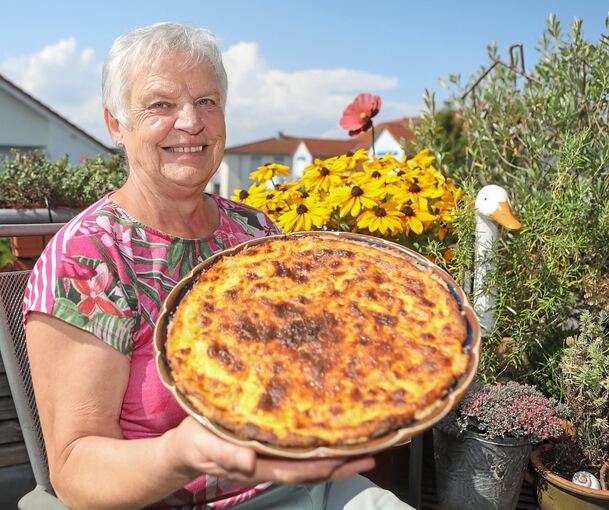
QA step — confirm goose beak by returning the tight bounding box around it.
[490,202,522,231]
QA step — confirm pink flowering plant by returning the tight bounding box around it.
[450,381,565,443]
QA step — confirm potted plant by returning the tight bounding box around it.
[433,381,564,510]
[0,150,126,261]
[531,310,609,509]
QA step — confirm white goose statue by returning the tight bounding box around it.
[473,185,522,335]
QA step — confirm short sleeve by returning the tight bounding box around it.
[24,227,137,356]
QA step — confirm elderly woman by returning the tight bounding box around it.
[24,22,412,509]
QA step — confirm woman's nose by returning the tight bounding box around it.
[174,103,204,133]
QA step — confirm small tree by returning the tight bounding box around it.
[412,15,609,396]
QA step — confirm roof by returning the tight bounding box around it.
[226,135,358,159]
[0,72,112,153]
[226,119,416,159]
[353,118,417,148]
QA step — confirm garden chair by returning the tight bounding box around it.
[0,269,68,509]
[0,267,425,509]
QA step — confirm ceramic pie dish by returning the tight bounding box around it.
[154,231,480,458]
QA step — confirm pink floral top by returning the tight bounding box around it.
[24,193,279,509]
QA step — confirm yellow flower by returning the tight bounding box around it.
[277,197,331,232]
[249,163,291,183]
[301,158,345,191]
[333,148,369,172]
[328,180,386,218]
[356,201,404,236]
[391,178,444,210]
[351,157,399,186]
[230,182,267,204]
[246,189,284,211]
[400,202,437,235]
[407,148,436,170]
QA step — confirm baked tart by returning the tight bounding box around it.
[163,233,473,447]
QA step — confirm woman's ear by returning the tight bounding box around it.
[104,107,123,147]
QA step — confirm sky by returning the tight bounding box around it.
[1,1,607,148]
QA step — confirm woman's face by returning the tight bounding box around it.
[113,55,226,191]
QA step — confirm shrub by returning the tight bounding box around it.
[560,311,609,471]
[410,16,609,395]
[447,381,564,443]
[0,150,127,209]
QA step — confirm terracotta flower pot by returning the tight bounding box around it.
[10,235,52,258]
[531,444,609,510]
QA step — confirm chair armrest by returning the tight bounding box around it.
[18,485,70,510]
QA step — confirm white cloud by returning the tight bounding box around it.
[1,38,422,149]
[1,37,110,145]
[223,42,422,146]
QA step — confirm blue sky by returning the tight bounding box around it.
[1,1,607,147]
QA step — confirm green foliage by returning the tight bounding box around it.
[454,381,564,443]
[0,150,127,208]
[0,238,14,268]
[410,16,609,396]
[560,311,609,471]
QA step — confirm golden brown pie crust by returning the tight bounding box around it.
[166,235,468,447]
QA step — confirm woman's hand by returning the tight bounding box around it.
[168,416,376,485]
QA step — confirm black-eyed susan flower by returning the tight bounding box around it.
[277,198,331,232]
[328,180,385,218]
[400,202,437,235]
[246,189,285,212]
[230,182,267,204]
[356,201,404,235]
[391,177,444,210]
[301,158,345,192]
[249,163,291,184]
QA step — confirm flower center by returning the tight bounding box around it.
[374,206,387,217]
[320,167,330,176]
[402,206,415,217]
[296,204,309,215]
[300,191,309,198]
[266,193,275,199]
[359,112,368,121]
[372,171,382,178]
[239,190,249,200]
[351,186,364,197]
[409,183,422,193]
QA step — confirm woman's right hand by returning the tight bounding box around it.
[168,416,376,485]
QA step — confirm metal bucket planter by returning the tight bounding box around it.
[531,444,609,510]
[433,427,532,510]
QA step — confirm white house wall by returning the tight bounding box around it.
[221,152,292,197]
[0,89,48,150]
[292,142,312,179]
[46,120,107,163]
[0,84,109,163]
[373,129,404,159]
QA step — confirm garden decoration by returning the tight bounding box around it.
[572,472,602,490]
[473,185,521,335]
[434,381,563,510]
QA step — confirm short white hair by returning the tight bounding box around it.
[102,22,228,127]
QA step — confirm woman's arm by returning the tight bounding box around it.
[27,312,374,510]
